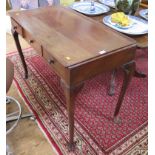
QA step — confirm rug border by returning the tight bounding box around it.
[13,79,63,155]
[7,47,32,56]
[7,49,62,154]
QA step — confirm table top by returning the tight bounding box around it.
[9,6,136,67]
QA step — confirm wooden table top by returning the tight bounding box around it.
[9,6,136,67]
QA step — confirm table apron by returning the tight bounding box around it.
[69,46,136,86]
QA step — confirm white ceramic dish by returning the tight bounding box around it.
[70,1,110,16]
[98,0,115,8]
[139,9,148,20]
[103,15,148,35]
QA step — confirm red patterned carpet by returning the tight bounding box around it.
[7,48,148,155]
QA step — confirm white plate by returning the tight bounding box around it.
[139,9,148,20]
[99,0,115,8]
[103,15,148,35]
[70,2,110,16]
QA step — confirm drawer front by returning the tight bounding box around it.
[11,18,23,36]
[24,31,42,56]
[42,48,67,80]
[43,48,55,65]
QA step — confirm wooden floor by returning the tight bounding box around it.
[6,33,56,155]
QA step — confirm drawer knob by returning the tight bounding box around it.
[13,26,17,30]
[29,40,34,44]
[48,59,54,64]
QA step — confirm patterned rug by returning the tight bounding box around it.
[7,48,148,155]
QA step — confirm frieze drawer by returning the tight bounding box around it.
[23,31,43,56]
[43,49,55,65]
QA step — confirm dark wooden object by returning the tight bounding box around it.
[9,6,137,150]
[11,28,28,79]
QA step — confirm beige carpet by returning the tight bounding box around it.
[6,33,56,155]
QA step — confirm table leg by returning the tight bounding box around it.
[11,29,28,79]
[134,47,147,78]
[61,80,84,151]
[109,70,117,96]
[114,61,135,123]
[108,68,146,97]
[134,70,146,78]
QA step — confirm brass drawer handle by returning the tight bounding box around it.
[48,59,54,64]
[29,40,34,44]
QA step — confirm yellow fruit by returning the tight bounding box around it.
[111,12,131,27]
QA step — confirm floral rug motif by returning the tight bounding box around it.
[7,48,148,155]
